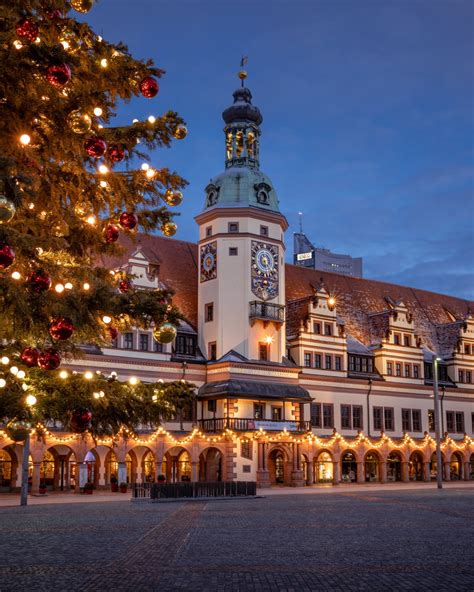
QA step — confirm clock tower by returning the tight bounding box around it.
[195,72,288,363]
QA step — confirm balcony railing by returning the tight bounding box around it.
[249,301,285,323]
[198,418,311,433]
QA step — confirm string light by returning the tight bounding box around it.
[16,370,26,379]
[102,315,112,324]
[10,366,18,375]
[26,394,37,406]
[0,379,5,388]
[1,356,9,365]
[100,58,108,68]
[93,107,103,117]
[55,283,65,294]
[129,376,139,385]
[59,370,68,379]
[65,282,73,290]
[13,40,23,50]
[147,115,156,124]
[86,215,96,225]
[141,163,149,171]
[19,134,31,145]
[11,272,21,280]
[98,164,109,174]
[145,168,156,179]
[84,371,93,380]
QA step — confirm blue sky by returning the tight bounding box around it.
[85,0,473,300]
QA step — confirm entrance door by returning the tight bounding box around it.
[275,452,284,484]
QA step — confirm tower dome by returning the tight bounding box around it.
[202,73,280,214]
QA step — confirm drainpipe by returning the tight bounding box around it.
[179,361,188,431]
[440,385,446,436]
[367,378,373,437]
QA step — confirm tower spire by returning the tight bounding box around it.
[239,56,248,87]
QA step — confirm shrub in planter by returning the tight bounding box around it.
[110,475,118,492]
[83,482,94,494]
[39,482,47,494]
[157,474,166,483]
[119,482,128,493]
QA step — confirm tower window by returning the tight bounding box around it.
[260,225,269,236]
[229,247,238,256]
[206,226,213,237]
[208,342,217,361]
[205,303,214,322]
[228,222,239,233]
[324,323,332,336]
[139,334,149,351]
[124,333,133,349]
[259,343,269,361]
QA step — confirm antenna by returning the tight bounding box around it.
[298,211,303,234]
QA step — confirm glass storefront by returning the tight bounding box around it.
[365,453,379,482]
[341,452,357,482]
[0,450,12,490]
[409,452,423,481]
[387,452,401,481]
[315,451,333,483]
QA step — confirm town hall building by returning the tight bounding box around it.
[1,76,473,494]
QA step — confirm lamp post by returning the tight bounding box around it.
[432,354,443,490]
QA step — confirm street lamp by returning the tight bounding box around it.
[432,354,443,490]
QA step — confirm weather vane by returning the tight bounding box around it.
[238,56,248,87]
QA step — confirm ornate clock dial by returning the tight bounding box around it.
[251,241,279,300]
[200,241,217,282]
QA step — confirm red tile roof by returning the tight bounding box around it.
[99,234,473,354]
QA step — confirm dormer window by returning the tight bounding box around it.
[205,183,220,208]
[254,182,272,206]
[257,190,268,204]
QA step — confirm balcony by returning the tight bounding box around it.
[198,417,311,433]
[249,301,285,324]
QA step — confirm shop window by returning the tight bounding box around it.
[455,412,464,433]
[325,355,332,370]
[396,363,401,377]
[324,324,332,336]
[313,322,321,334]
[387,361,393,376]
[304,352,312,367]
[323,404,334,429]
[412,410,421,432]
[228,222,239,233]
[402,409,411,432]
[428,409,435,431]
[208,399,216,413]
[446,411,454,432]
[335,356,342,371]
[310,403,321,428]
[241,441,253,460]
[205,302,214,322]
[254,403,264,420]
[124,332,133,349]
[314,354,322,369]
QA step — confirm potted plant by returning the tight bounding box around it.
[83,482,94,494]
[39,482,47,495]
[119,482,128,493]
[110,475,118,492]
[157,474,166,483]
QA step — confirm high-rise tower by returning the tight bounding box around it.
[195,71,288,362]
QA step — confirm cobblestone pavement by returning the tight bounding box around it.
[0,489,473,591]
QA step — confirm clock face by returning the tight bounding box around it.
[251,241,279,301]
[200,241,217,282]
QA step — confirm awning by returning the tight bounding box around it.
[197,379,311,401]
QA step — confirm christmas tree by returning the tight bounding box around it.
[0,0,194,442]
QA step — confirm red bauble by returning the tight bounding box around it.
[84,136,107,158]
[108,326,118,341]
[119,212,138,230]
[119,279,131,293]
[139,76,159,98]
[20,347,40,367]
[28,270,52,294]
[0,244,15,269]
[46,9,62,19]
[107,145,125,163]
[70,408,92,433]
[37,348,61,370]
[16,19,39,42]
[47,63,71,87]
[49,318,74,341]
[104,224,120,244]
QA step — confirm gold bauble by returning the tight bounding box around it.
[173,125,188,140]
[70,0,94,13]
[161,221,177,237]
[153,323,177,344]
[67,110,92,134]
[163,190,183,207]
[238,70,248,81]
[0,196,16,224]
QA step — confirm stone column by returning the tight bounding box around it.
[464,462,471,481]
[256,442,270,488]
[332,461,340,485]
[306,461,313,486]
[290,443,304,487]
[444,462,450,482]
[31,462,41,494]
[191,461,199,482]
[356,461,365,484]
[423,461,431,482]
[401,462,409,483]
[379,461,387,483]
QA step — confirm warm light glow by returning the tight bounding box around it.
[59,370,68,379]
[17,370,26,379]
[10,366,18,375]
[83,283,90,291]
[93,391,101,399]
[100,181,108,188]
[55,283,65,294]
[264,335,274,345]
[86,215,96,225]
[93,107,103,117]
[145,168,156,179]
[11,272,21,280]
[132,118,139,123]
[147,115,156,124]
[35,37,40,44]
[60,41,70,50]
[20,134,31,145]
[0,379,6,388]
[28,203,35,210]
[98,164,109,174]
[26,394,37,406]
[141,163,149,171]
[84,371,93,380]
[13,40,23,49]
[100,58,108,68]
[102,315,112,324]
[129,376,139,385]
[22,383,29,391]
[65,282,73,290]
[1,356,9,365]
[328,296,336,309]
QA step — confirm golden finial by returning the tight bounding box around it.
[238,56,248,87]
